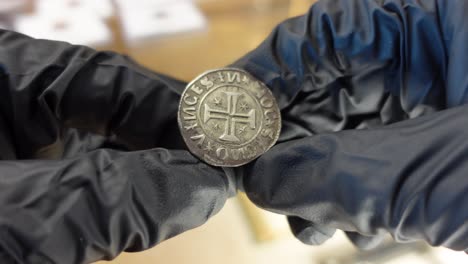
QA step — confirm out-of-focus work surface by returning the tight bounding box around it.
[1,0,466,263]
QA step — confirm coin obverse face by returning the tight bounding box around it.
[178,68,281,167]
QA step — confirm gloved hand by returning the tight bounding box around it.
[0,30,235,264]
[234,0,468,252]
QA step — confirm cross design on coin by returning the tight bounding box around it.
[204,91,256,143]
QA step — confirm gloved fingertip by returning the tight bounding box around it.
[345,231,386,250]
[296,226,335,246]
[288,216,335,246]
[222,167,240,197]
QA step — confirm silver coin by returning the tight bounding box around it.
[177,68,282,167]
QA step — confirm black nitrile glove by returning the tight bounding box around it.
[234,0,468,252]
[0,30,234,264]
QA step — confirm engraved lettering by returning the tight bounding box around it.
[256,140,267,152]
[190,134,206,146]
[217,72,225,82]
[227,72,241,83]
[184,115,196,120]
[242,75,250,84]
[252,82,266,99]
[183,106,196,120]
[183,106,196,113]
[231,147,246,160]
[204,141,214,151]
[245,144,257,158]
[191,85,203,95]
[184,122,198,131]
[200,77,214,89]
[264,109,278,120]
[183,94,198,105]
[264,109,278,126]
[260,97,274,108]
[216,147,229,160]
[261,128,274,139]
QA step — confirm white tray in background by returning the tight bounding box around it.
[116,0,207,43]
[14,12,111,46]
[36,0,113,19]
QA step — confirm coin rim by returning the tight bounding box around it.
[177,67,282,167]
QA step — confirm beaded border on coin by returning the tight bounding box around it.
[177,68,281,167]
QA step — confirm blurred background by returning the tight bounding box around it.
[0,0,466,263]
